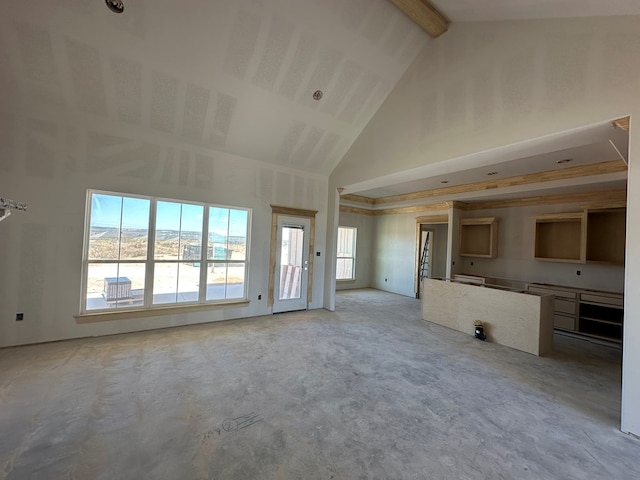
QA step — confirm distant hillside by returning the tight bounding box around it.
[90,227,240,244]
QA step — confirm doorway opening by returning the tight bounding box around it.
[415,215,449,299]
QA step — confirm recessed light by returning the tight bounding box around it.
[105,0,124,13]
[313,90,323,101]
[556,158,572,164]
[487,171,498,176]
[440,180,449,184]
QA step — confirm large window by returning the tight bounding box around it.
[336,226,357,281]
[82,191,250,312]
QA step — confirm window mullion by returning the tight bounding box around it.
[145,199,157,307]
[199,207,210,303]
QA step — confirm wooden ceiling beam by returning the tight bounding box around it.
[388,0,449,38]
[612,116,630,132]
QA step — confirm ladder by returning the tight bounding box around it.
[420,231,430,279]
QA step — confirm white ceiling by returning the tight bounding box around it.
[434,0,640,22]
[1,0,636,189]
[0,0,428,175]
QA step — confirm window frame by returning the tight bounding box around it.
[336,226,357,281]
[80,189,251,314]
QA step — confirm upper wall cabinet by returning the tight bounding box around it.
[459,217,498,258]
[534,207,626,264]
[585,208,626,265]
[534,212,585,263]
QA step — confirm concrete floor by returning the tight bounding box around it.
[1,289,638,479]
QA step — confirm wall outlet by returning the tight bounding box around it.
[16,313,24,321]
[577,270,581,276]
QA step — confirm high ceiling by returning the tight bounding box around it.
[0,0,428,175]
[1,0,638,183]
[338,1,637,206]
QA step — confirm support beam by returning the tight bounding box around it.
[388,0,449,38]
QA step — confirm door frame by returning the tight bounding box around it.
[273,217,311,312]
[415,227,434,300]
[414,214,449,298]
[268,205,317,308]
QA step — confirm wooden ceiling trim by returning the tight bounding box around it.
[340,205,375,216]
[373,159,627,205]
[270,205,318,217]
[374,202,449,216]
[462,188,627,211]
[612,116,630,132]
[342,189,626,216]
[415,214,448,224]
[341,193,376,205]
[388,0,449,38]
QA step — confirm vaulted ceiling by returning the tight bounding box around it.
[0,0,428,175]
[1,0,639,181]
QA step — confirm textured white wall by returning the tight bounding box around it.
[336,212,448,297]
[622,130,640,436]
[332,17,640,187]
[326,16,640,435]
[368,202,625,301]
[0,128,328,347]
[372,211,451,297]
[459,204,625,292]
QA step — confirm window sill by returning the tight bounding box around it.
[337,279,356,283]
[75,300,250,324]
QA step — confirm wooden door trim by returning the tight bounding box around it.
[268,206,317,307]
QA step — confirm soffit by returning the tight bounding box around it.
[342,119,630,207]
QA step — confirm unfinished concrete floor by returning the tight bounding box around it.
[1,289,638,479]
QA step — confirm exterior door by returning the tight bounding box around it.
[273,216,310,313]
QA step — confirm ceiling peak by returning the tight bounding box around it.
[388,0,449,38]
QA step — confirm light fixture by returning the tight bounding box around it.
[556,158,572,164]
[105,0,124,14]
[313,90,323,101]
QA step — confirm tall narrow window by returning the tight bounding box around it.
[82,190,250,313]
[336,226,357,280]
[153,201,204,305]
[85,193,150,310]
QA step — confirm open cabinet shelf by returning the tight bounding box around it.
[527,283,624,343]
[534,213,584,262]
[459,217,498,258]
[533,207,626,264]
[586,208,626,264]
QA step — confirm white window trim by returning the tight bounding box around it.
[79,189,251,317]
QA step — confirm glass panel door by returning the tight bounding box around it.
[273,216,310,312]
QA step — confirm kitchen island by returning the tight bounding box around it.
[421,277,554,356]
